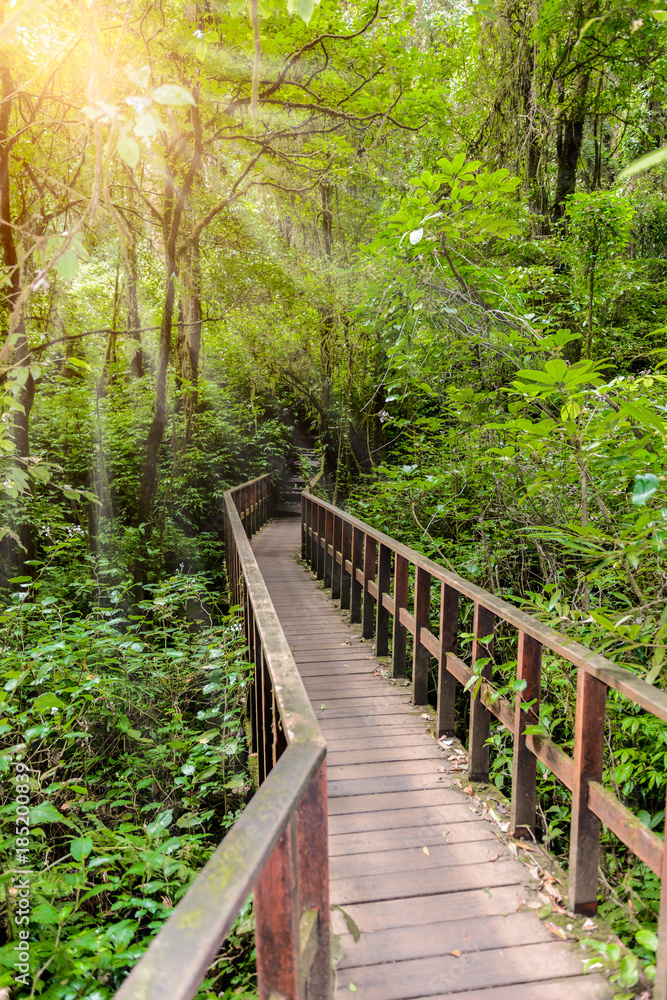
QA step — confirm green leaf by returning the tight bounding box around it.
[29,802,67,824]
[636,929,659,952]
[146,809,173,836]
[117,137,140,169]
[632,473,660,506]
[652,10,667,20]
[32,692,65,712]
[32,903,60,924]
[133,112,159,140]
[71,836,93,861]
[619,145,667,180]
[152,84,196,107]
[126,64,150,88]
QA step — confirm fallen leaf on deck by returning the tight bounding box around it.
[508,842,518,859]
[349,985,357,992]
[423,846,430,855]
[320,704,326,711]
[544,921,569,941]
[543,881,562,902]
[519,843,536,851]
[463,785,474,795]
[487,853,502,862]
[421,713,430,719]
[538,904,552,919]
[582,918,597,931]
[451,949,461,957]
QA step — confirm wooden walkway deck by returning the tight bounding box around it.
[252,518,611,1000]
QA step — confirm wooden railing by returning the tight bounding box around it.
[114,475,331,1000]
[302,489,667,997]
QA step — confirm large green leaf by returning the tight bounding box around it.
[152,84,195,107]
[632,473,660,506]
[619,146,667,180]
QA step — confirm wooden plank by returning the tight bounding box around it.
[331,859,536,905]
[327,772,456,797]
[335,943,589,999]
[341,977,608,1000]
[335,911,552,969]
[309,703,419,720]
[328,803,501,835]
[325,746,445,766]
[328,884,532,930]
[325,757,449,777]
[329,839,507,879]
[320,735,439,753]
[319,721,430,737]
[328,787,469,815]
[329,821,498,857]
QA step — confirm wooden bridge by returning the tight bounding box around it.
[116,473,667,1000]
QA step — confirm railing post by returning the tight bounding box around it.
[569,669,606,914]
[654,785,667,999]
[350,527,364,624]
[392,554,409,678]
[413,567,431,706]
[362,535,377,640]
[437,583,459,737]
[340,521,352,611]
[468,603,495,782]
[310,501,318,574]
[323,509,333,590]
[295,762,331,999]
[301,495,307,560]
[511,632,542,838]
[376,544,392,656]
[316,505,325,580]
[255,820,299,1000]
[331,516,342,601]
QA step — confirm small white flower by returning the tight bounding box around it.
[32,269,49,293]
[125,95,152,113]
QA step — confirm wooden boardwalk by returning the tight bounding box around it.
[252,518,610,1000]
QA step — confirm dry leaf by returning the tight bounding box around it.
[423,845,430,855]
[450,949,461,958]
[543,881,562,902]
[508,842,518,859]
[421,713,430,719]
[463,785,474,796]
[519,843,536,852]
[582,918,597,931]
[544,921,569,941]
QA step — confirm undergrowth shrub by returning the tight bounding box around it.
[0,573,257,1000]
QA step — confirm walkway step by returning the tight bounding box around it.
[251,518,610,999]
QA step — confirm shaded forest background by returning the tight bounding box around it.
[1,0,667,996]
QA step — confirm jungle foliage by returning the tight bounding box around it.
[2,0,667,995]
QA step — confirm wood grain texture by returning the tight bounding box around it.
[252,519,611,1000]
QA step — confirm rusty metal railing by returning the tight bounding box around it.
[114,474,331,1000]
[302,489,667,997]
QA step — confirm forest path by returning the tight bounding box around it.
[251,517,610,1000]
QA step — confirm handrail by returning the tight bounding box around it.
[302,489,667,999]
[115,475,331,1000]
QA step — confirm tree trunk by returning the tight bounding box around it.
[127,243,145,377]
[552,75,590,224]
[0,61,34,568]
[177,235,202,442]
